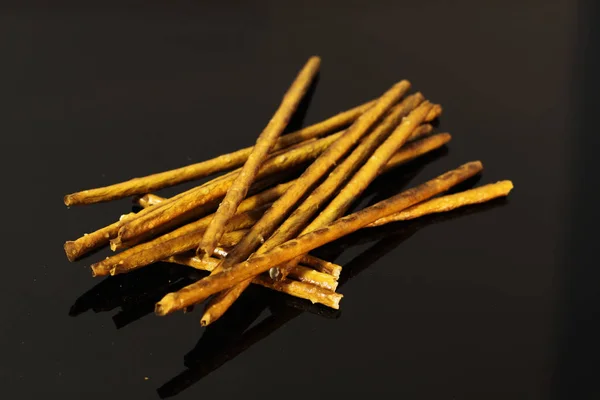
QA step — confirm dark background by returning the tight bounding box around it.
[2,1,598,398]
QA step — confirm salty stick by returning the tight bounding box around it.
[201,101,434,324]
[155,161,483,316]
[368,180,514,226]
[273,101,436,278]
[63,101,375,206]
[64,213,135,262]
[118,130,344,243]
[91,134,450,276]
[199,57,321,256]
[307,101,435,229]
[264,94,425,262]
[92,182,294,276]
[205,80,411,268]
[166,253,338,291]
[95,211,262,277]
[300,254,342,279]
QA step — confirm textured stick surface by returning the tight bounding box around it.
[63,98,374,206]
[166,253,341,308]
[198,80,411,324]
[208,80,411,268]
[199,56,321,256]
[368,180,514,226]
[156,161,483,316]
[64,212,134,261]
[90,134,449,276]
[199,94,426,321]
[274,101,435,277]
[117,130,343,243]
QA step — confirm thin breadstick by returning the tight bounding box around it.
[117,130,344,244]
[263,94,425,263]
[274,101,436,279]
[92,181,293,275]
[368,180,514,226]
[199,57,321,257]
[94,210,264,277]
[307,100,435,230]
[205,80,411,270]
[63,99,375,206]
[91,133,449,275]
[408,124,433,141]
[91,133,450,276]
[300,254,342,279]
[166,253,338,291]
[64,212,135,262]
[155,161,483,316]
[201,100,435,324]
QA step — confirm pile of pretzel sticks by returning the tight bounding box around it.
[64,56,513,326]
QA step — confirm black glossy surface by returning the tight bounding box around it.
[2,1,599,398]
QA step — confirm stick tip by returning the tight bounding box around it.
[200,314,211,327]
[90,263,108,277]
[63,194,75,206]
[64,241,79,262]
[155,293,179,316]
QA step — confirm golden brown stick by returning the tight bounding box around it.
[95,213,262,277]
[199,57,321,256]
[199,81,412,324]
[205,80,411,267]
[273,101,436,279]
[307,101,435,230]
[63,213,134,262]
[262,94,425,266]
[91,183,294,276]
[166,253,338,292]
[408,124,433,141]
[201,101,435,324]
[63,102,376,207]
[368,180,514,226]
[165,254,341,307]
[155,161,483,316]
[118,130,344,244]
[214,229,249,248]
[426,104,442,121]
[300,254,342,279]
[92,133,450,276]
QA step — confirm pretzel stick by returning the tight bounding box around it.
[117,130,344,244]
[155,161,483,316]
[64,213,135,262]
[299,254,343,279]
[201,100,434,324]
[275,101,438,279]
[205,80,411,268]
[199,57,321,256]
[166,253,338,291]
[91,133,450,276]
[92,181,295,275]
[63,99,376,206]
[368,180,514,226]
[93,210,264,277]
